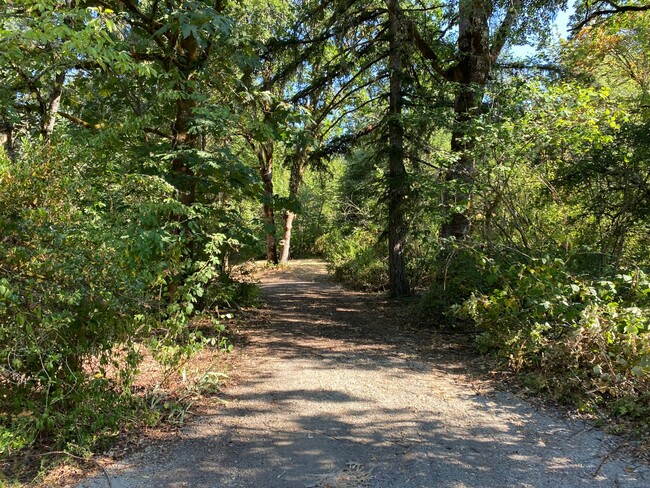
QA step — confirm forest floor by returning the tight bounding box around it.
[74,259,650,487]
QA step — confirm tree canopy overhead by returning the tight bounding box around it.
[2,0,650,478]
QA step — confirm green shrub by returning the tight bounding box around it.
[321,227,388,290]
[461,257,650,421]
[0,141,236,475]
[201,273,261,310]
[0,144,156,462]
[416,245,498,326]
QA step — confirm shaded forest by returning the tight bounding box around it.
[1,0,649,481]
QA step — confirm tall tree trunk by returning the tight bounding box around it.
[171,94,198,208]
[258,143,279,264]
[171,33,201,208]
[441,0,490,240]
[280,153,306,264]
[167,35,202,298]
[387,0,411,297]
[408,0,525,241]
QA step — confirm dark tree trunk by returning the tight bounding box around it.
[387,0,411,298]
[441,0,491,241]
[409,0,525,241]
[258,143,279,264]
[171,32,202,208]
[171,94,198,208]
[167,32,204,297]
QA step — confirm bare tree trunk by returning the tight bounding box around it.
[280,155,306,264]
[42,72,66,141]
[280,210,296,264]
[387,0,411,298]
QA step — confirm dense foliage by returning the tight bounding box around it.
[314,2,650,428]
[2,0,650,482]
[0,0,266,478]
[463,259,650,416]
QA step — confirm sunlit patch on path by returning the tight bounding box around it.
[78,260,649,488]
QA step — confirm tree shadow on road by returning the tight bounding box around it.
[77,261,649,488]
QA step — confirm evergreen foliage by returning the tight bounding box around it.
[2,0,650,480]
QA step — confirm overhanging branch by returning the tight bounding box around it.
[495,62,565,74]
[58,112,104,130]
[59,112,173,140]
[572,1,650,32]
[405,19,454,81]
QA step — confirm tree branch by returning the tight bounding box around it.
[143,127,174,139]
[490,0,525,63]
[321,94,385,139]
[495,62,565,73]
[312,123,379,160]
[59,112,172,140]
[58,112,105,130]
[405,19,454,80]
[572,1,650,32]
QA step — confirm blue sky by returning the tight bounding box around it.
[510,7,574,58]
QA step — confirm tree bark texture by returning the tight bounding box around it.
[408,0,527,241]
[41,71,66,141]
[171,94,198,208]
[0,124,16,163]
[167,29,206,297]
[171,33,203,209]
[387,0,411,297]
[258,143,279,264]
[280,210,296,264]
[280,153,306,264]
[441,0,491,240]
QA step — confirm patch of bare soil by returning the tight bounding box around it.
[72,259,649,487]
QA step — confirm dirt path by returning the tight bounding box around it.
[78,260,649,487]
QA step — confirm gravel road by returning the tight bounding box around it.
[77,260,650,488]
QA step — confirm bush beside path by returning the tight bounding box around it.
[77,260,650,488]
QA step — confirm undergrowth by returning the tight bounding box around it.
[0,315,236,485]
[459,257,650,432]
[321,227,388,291]
[0,143,258,485]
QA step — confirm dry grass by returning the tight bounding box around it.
[33,321,246,488]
